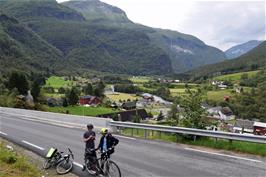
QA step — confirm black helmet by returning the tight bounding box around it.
[87,124,94,129]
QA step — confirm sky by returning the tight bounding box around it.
[57,0,265,51]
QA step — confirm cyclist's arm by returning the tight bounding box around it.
[83,135,95,142]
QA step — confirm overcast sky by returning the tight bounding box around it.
[57,0,265,50]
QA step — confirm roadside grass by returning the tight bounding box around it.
[0,142,42,177]
[213,70,259,82]
[106,93,140,102]
[120,128,266,156]
[47,105,116,116]
[207,89,234,102]
[45,76,74,89]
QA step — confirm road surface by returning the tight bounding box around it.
[0,109,265,177]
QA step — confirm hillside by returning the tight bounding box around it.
[0,13,63,74]
[225,40,263,59]
[187,41,266,80]
[0,0,172,75]
[63,0,226,73]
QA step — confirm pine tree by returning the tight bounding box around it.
[68,87,79,105]
[8,72,29,95]
[31,80,40,102]
[84,83,93,95]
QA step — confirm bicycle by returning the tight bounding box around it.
[85,148,121,177]
[56,148,74,174]
[43,147,74,175]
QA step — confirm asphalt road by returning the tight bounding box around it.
[1,111,266,177]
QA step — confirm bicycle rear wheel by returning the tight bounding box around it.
[106,160,121,177]
[56,159,73,174]
[43,159,52,169]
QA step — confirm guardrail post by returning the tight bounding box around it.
[193,135,197,142]
[229,139,233,145]
[144,129,147,139]
[158,131,161,139]
[131,128,134,137]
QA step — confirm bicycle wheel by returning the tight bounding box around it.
[43,159,52,169]
[106,160,121,177]
[56,159,73,175]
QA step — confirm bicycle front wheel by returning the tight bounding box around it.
[56,159,73,175]
[106,160,121,177]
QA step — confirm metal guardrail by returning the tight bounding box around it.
[109,121,266,144]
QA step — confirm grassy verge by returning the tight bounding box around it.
[121,128,266,156]
[0,142,42,177]
[47,105,116,117]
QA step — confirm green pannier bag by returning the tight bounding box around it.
[46,148,57,158]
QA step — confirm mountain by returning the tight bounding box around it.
[187,41,266,80]
[63,0,226,73]
[225,40,263,59]
[0,13,63,74]
[0,0,225,75]
[0,0,173,75]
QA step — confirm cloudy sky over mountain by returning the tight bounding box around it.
[57,0,265,50]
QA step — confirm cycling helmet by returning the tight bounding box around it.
[87,124,94,129]
[101,128,108,134]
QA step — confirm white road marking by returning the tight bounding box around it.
[0,131,7,136]
[115,135,136,140]
[185,147,262,163]
[73,162,83,168]
[22,140,45,151]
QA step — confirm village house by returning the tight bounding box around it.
[98,109,149,122]
[47,97,63,107]
[79,95,101,106]
[207,106,235,120]
[218,84,228,89]
[121,101,136,110]
[142,93,154,101]
[233,119,254,134]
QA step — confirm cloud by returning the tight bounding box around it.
[178,1,265,50]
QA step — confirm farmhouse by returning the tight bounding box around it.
[79,95,101,105]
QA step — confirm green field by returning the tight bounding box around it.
[45,76,74,89]
[207,89,234,102]
[213,70,259,82]
[121,128,266,156]
[170,88,197,96]
[106,93,140,102]
[48,105,116,116]
[0,142,42,177]
[130,76,151,83]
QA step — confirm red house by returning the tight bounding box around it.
[253,122,266,135]
[79,95,101,106]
